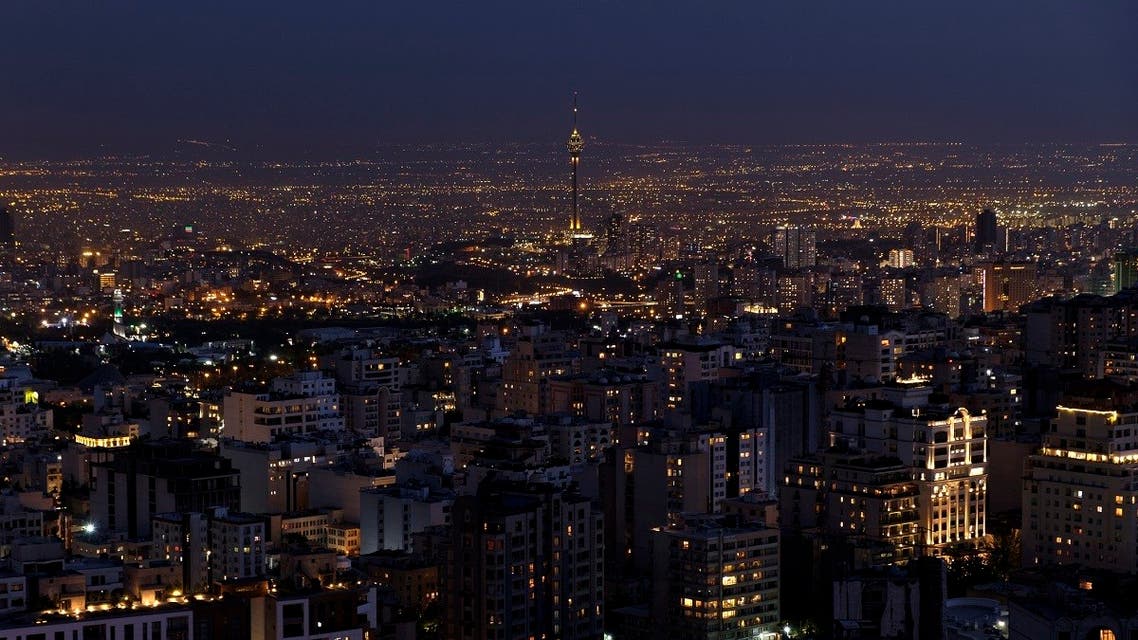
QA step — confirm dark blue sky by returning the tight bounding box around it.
[3,1,1137,156]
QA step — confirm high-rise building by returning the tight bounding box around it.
[650,514,781,640]
[693,261,720,306]
[659,338,737,411]
[547,369,662,429]
[878,276,907,310]
[773,224,816,270]
[441,483,604,640]
[1023,405,1138,572]
[924,273,962,318]
[220,438,337,514]
[887,248,915,269]
[776,272,813,314]
[978,261,1038,313]
[1113,250,1138,293]
[330,347,406,441]
[0,206,14,256]
[975,208,999,251]
[782,450,922,558]
[359,484,454,554]
[498,332,578,415]
[0,376,53,444]
[1023,291,1138,378]
[828,384,988,552]
[91,440,241,538]
[152,507,266,593]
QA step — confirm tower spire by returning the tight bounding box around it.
[567,92,584,232]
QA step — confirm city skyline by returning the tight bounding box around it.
[1,5,1138,640]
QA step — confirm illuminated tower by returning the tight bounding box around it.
[112,289,124,325]
[567,93,584,232]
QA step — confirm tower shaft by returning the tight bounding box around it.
[571,154,580,231]
[566,93,584,233]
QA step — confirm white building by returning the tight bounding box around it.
[223,371,343,443]
[829,384,988,551]
[360,485,453,554]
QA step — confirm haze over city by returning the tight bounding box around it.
[0,4,1135,640]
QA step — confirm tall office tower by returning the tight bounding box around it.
[441,483,604,640]
[773,224,816,269]
[978,261,1038,312]
[1023,405,1138,572]
[650,514,780,639]
[924,273,962,318]
[975,208,999,251]
[887,248,915,269]
[878,276,907,311]
[567,94,584,232]
[0,206,13,257]
[1113,250,1138,293]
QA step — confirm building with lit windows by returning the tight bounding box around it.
[331,347,406,441]
[776,272,813,314]
[887,249,915,269]
[781,450,922,558]
[152,507,265,594]
[497,331,578,416]
[978,261,1038,313]
[774,224,816,270]
[1024,291,1138,378]
[0,606,194,640]
[841,322,948,384]
[650,513,780,640]
[659,339,737,411]
[0,376,51,444]
[924,273,962,318]
[440,482,604,640]
[91,439,241,539]
[547,368,662,429]
[878,276,907,311]
[222,371,343,443]
[828,384,988,552]
[1023,405,1138,573]
[220,438,338,514]
[1113,250,1138,293]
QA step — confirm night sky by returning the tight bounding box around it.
[3,1,1137,156]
